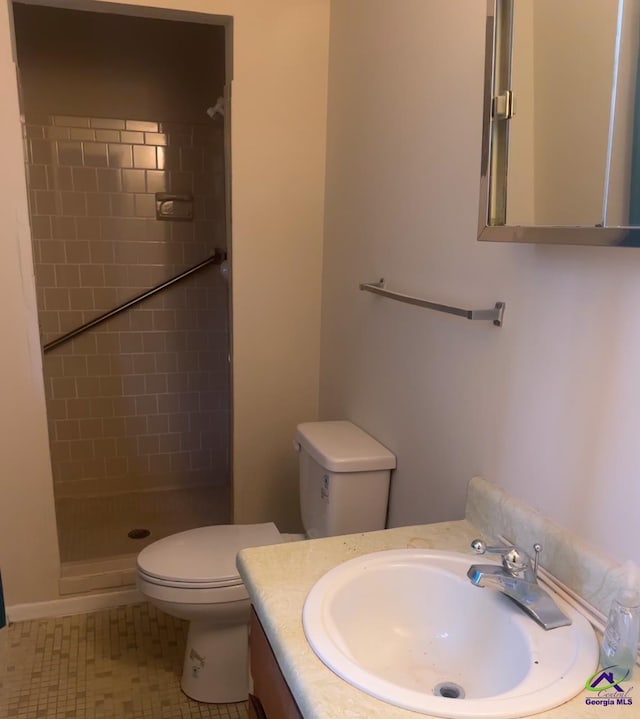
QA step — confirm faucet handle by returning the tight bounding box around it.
[470,539,541,579]
[471,539,503,555]
[532,543,542,578]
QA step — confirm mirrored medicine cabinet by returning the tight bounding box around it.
[478,0,640,246]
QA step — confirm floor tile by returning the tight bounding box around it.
[0,603,247,719]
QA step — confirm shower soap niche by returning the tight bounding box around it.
[156,193,194,221]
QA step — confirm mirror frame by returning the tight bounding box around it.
[478,0,639,247]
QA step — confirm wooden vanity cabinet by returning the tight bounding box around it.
[249,607,304,719]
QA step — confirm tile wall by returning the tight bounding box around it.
[23,114,230,505]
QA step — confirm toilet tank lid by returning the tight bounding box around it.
[295,421,396,472]
[136,523,282,585]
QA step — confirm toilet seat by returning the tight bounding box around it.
[137,569,250,605]
[137,568,243,590]
[136,522,281,598]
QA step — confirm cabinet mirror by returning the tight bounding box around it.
[478,0,640,246]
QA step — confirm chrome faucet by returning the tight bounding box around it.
[467,539,572,630]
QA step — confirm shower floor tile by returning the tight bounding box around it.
[0,602,247,719]
[55,486,231,563]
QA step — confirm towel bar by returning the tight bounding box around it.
[44,250,227,353]
[359,279,505,327]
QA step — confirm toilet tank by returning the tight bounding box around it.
[294,421,396,539]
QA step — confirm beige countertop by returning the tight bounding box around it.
[237,519,633,719]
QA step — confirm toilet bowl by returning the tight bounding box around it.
[136,421,396,703]
[136,522,282,703]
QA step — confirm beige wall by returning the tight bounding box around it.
[320,0,640,566]
[0,0,329,604]
[0,1,60,606]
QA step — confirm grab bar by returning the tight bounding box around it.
[43,250,227,353]
[359,279,505,327]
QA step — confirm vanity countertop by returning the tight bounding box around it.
[237,519,633,719]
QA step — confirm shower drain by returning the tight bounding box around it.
[128,528,151,539]
[434,682,465,699]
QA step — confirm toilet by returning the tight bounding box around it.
[136,420,396,703]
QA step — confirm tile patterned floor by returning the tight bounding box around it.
[0,603,248,719]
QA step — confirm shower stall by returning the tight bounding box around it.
[14,3,231,588]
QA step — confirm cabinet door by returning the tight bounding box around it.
[250,608,304,719]
[248,693,267,719]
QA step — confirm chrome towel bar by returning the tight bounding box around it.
[359,279,505,327]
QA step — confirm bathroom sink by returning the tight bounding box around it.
[302,549,598,718]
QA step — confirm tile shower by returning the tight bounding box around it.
[17,7,231,572]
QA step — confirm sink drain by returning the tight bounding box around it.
[128,528,151,539]
[434,682,465,699]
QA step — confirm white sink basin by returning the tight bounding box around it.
[302,549,598,718]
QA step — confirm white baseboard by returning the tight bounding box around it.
[6,588,144,623]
